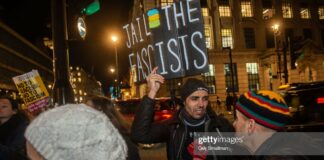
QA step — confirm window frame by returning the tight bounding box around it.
[221,28,233,48]
[160,0,173,7]
[246,63,260,91]
[282,1,293,18]
[318,6,324,20]
[243,27,256,48]
[203,64,216,94]
[241,0,253,17]
[219,5,231,17]
[300,8,311,19]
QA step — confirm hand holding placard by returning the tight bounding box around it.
[147,67,165,99]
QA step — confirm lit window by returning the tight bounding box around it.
[203,64,216,94]
[318,6,324,19]
[205,64,215,76]
[219,6,231,17]
[241,0,253,17]
[77,72,81,76]
[282,2,293,18]
[221,29,233,48]
[202,7,213,49]
[78,77,82,82]
[262,0,274,19]
[246,63,258,74]
[300,8,311,19]
[246,63,260,91]
[202,8,209,17]
[160,0,173,7]
[263,9,274,19]
[204,25,211,48]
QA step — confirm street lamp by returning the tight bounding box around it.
[222,47,235,95]
[111,35,119,99]
[111,35,119,82]
[272,24,282,85]
[223,47,236,118]
[110,67,115,74]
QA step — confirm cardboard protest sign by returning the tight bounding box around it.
[12,70,49,112]
[123,0,208,82]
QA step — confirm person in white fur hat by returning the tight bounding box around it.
[24,103,128,160]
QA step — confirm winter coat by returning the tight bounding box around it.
[131,96,235,160]
[0,114,29,160]
[255,132,324,160]
[122,133,141,160]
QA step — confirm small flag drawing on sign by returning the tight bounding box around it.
[148,9,160,29]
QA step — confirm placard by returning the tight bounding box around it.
[123,0,208,82]
[12,70,49,112]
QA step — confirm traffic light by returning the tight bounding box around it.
[67,0,100,40]
[82,0,100,15]
[290,37,304,69]
[68,0,100,16]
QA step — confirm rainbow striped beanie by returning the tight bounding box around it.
[235,90,291,131]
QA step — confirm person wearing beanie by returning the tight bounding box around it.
[131,67,234,160]
[25,104,128,160]
[233,90,323,159]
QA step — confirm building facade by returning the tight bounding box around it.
[69,66,103,103]
[0,21,54,98]
[129,0,324,101]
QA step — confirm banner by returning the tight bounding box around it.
[12,70,49,112]
[123,0,208,82]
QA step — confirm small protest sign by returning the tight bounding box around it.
[12,70,49,112]
[123,0,208,82]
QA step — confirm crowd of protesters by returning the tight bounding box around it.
[1,67,324,160]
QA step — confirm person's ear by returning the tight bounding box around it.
[247,119,255,135]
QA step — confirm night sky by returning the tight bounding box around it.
[0,0,133,93]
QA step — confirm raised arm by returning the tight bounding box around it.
[131,67,170,144]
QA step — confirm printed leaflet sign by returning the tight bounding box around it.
[12,70,49,112]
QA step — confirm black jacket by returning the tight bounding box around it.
[122,133,141,160]
[0,114,29,160]
[255,132,324,160]
[131,96,235,160]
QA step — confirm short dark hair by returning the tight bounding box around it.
[0,95,19,111]
[180,78,208,100]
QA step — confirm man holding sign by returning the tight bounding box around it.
[131,67,234,160]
